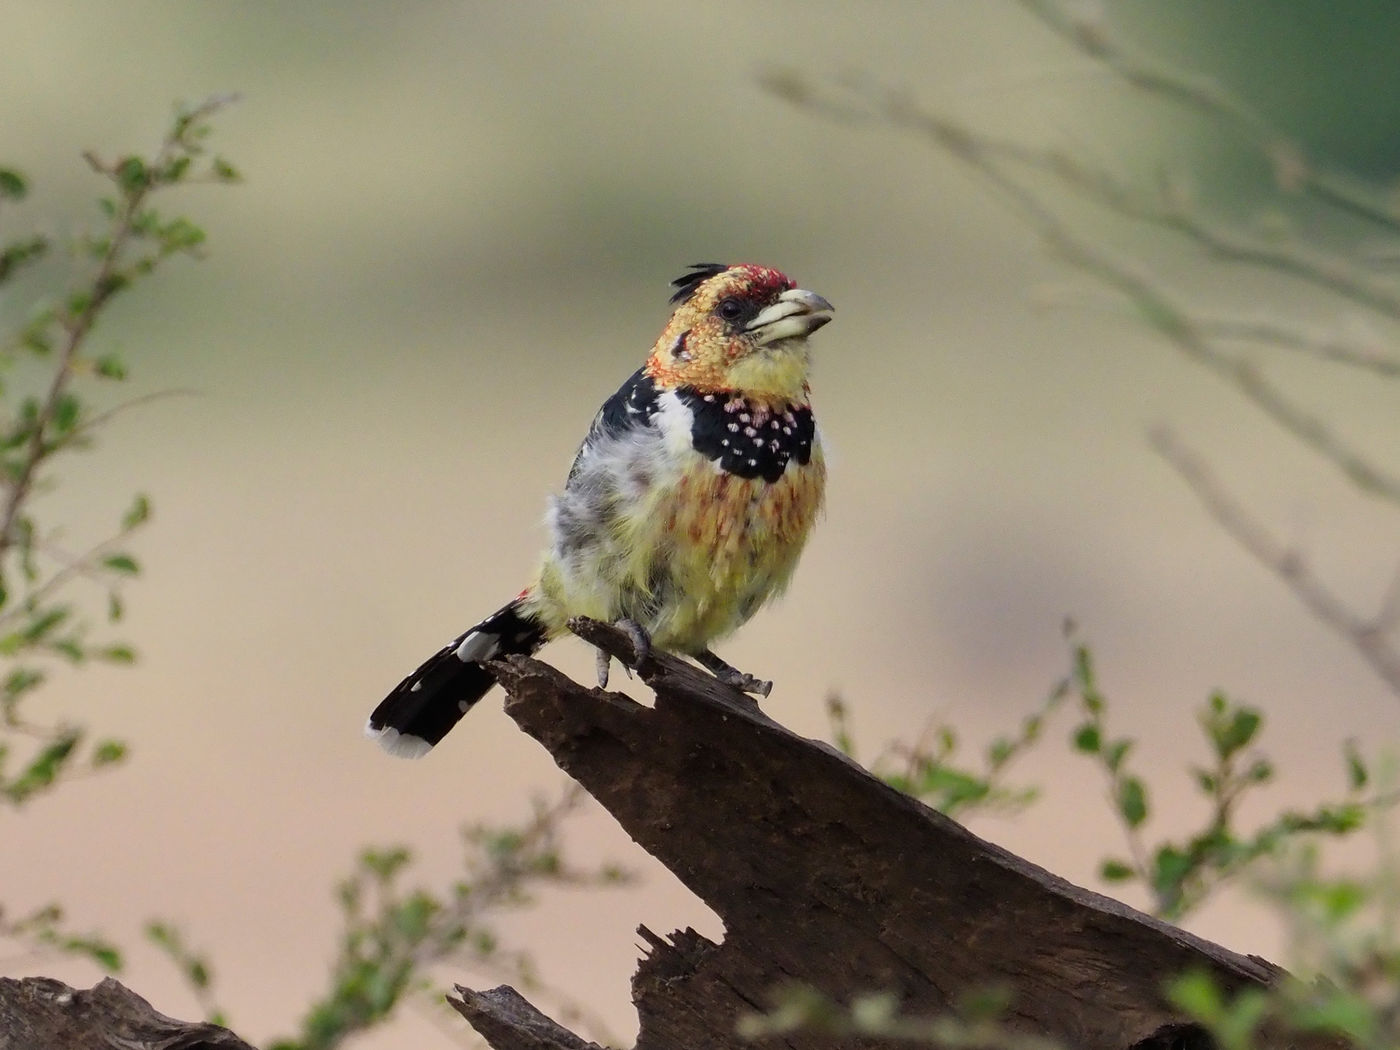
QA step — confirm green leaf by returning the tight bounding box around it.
[122,494,152,530]
[7,732,81,803]
[211,157,242,182]
[100,644,137,664]
[1342,739,1368,791]
[1099,858,1135,881]
[116,156,149,193]
[0,235,50,284]
[1151,844,1193,899]
[1166,970,1224,1018]
[162,155,192,183]
[1072,723,1100,753]
[156,216,206,254]
[51,638,84,662]
[1103,738,1132,773]
[915,765,991,812]
[65,936,123,972]
[3,667,45,699]
[91,739,128,766]
[103,553,140,575]
[1116,775,1148,827]
[52,393,82,434]
[94,354,128,380]
[1290,990,1377,1041]
[987,736,1013,766]
[0,168,27,199]
[22,606,70,642]
[1216,707,1261,759]
[1244,758,1273,783]
[361,846,412,880]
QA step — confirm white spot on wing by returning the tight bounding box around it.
[454,631,497,663]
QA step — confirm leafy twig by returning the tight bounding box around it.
[267,786,628,1050]
[1065,635,1375,920]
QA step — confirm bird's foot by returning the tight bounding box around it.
[595,618,652,688]
[615,618,651,666]
[697,649,773,698]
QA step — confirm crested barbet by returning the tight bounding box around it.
[367,263,834,757]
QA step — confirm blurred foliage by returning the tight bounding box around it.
[831,629,1385,923]
[1066,635,1375,921]
[266,787,628,1050]
[0,95,240,974]
[0,93,242,811]
[826,687,1057,818]
[739,981,1065,1049]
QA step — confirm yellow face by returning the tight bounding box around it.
[645,264,834,404]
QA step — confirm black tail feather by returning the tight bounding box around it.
[367,598,545,757]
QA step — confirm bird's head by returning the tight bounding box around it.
[645,263,834,403]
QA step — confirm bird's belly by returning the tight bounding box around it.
[537,447,825,652]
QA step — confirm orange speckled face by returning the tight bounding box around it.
[645,264,833,401]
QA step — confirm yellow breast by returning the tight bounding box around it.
[533,443,825,653]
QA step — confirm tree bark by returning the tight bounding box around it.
[0,975,254,1050]
[444,619,1343,1050]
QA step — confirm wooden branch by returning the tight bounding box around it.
[0,975,254,1050]
[450,985,608,1050]
[449,619,1346,1050]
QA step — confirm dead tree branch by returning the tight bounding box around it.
[0,975,254,1050]
[441,620,1345,1050]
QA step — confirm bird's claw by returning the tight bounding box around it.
[696,648,772,699]
[595,618,652,689]
[615,618,652,665]
[718,670,773,698]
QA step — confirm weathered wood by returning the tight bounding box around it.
[453,618,1342,1050]
[448,985,607,1050]
[0,976,254,1050]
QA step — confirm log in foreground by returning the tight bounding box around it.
[0,976,255,1050]
[450,618,1340,1050]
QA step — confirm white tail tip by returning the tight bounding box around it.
[364,721,433,759]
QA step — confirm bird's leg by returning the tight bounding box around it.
[614,618,651,667]
[696,649,773,698]
[595,618,652,687]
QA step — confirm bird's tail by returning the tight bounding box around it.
[366,595,547,758]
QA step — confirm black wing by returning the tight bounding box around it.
[566,368,661,482]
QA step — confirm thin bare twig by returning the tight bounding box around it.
[766,74,1400,507]
[1150,425,1400,697]
[1017,0,1400,232]
[1194,316,1400,378]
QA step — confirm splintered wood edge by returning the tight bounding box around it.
[449,985,606,1050]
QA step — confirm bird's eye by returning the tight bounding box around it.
[717,297,746,322]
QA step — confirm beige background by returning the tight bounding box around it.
[3,4,1397,1047]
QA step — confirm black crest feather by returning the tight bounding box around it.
[669,263,729,304]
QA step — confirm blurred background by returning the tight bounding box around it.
[4,2,1400,1046]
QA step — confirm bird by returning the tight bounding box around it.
[367,263,834,758]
